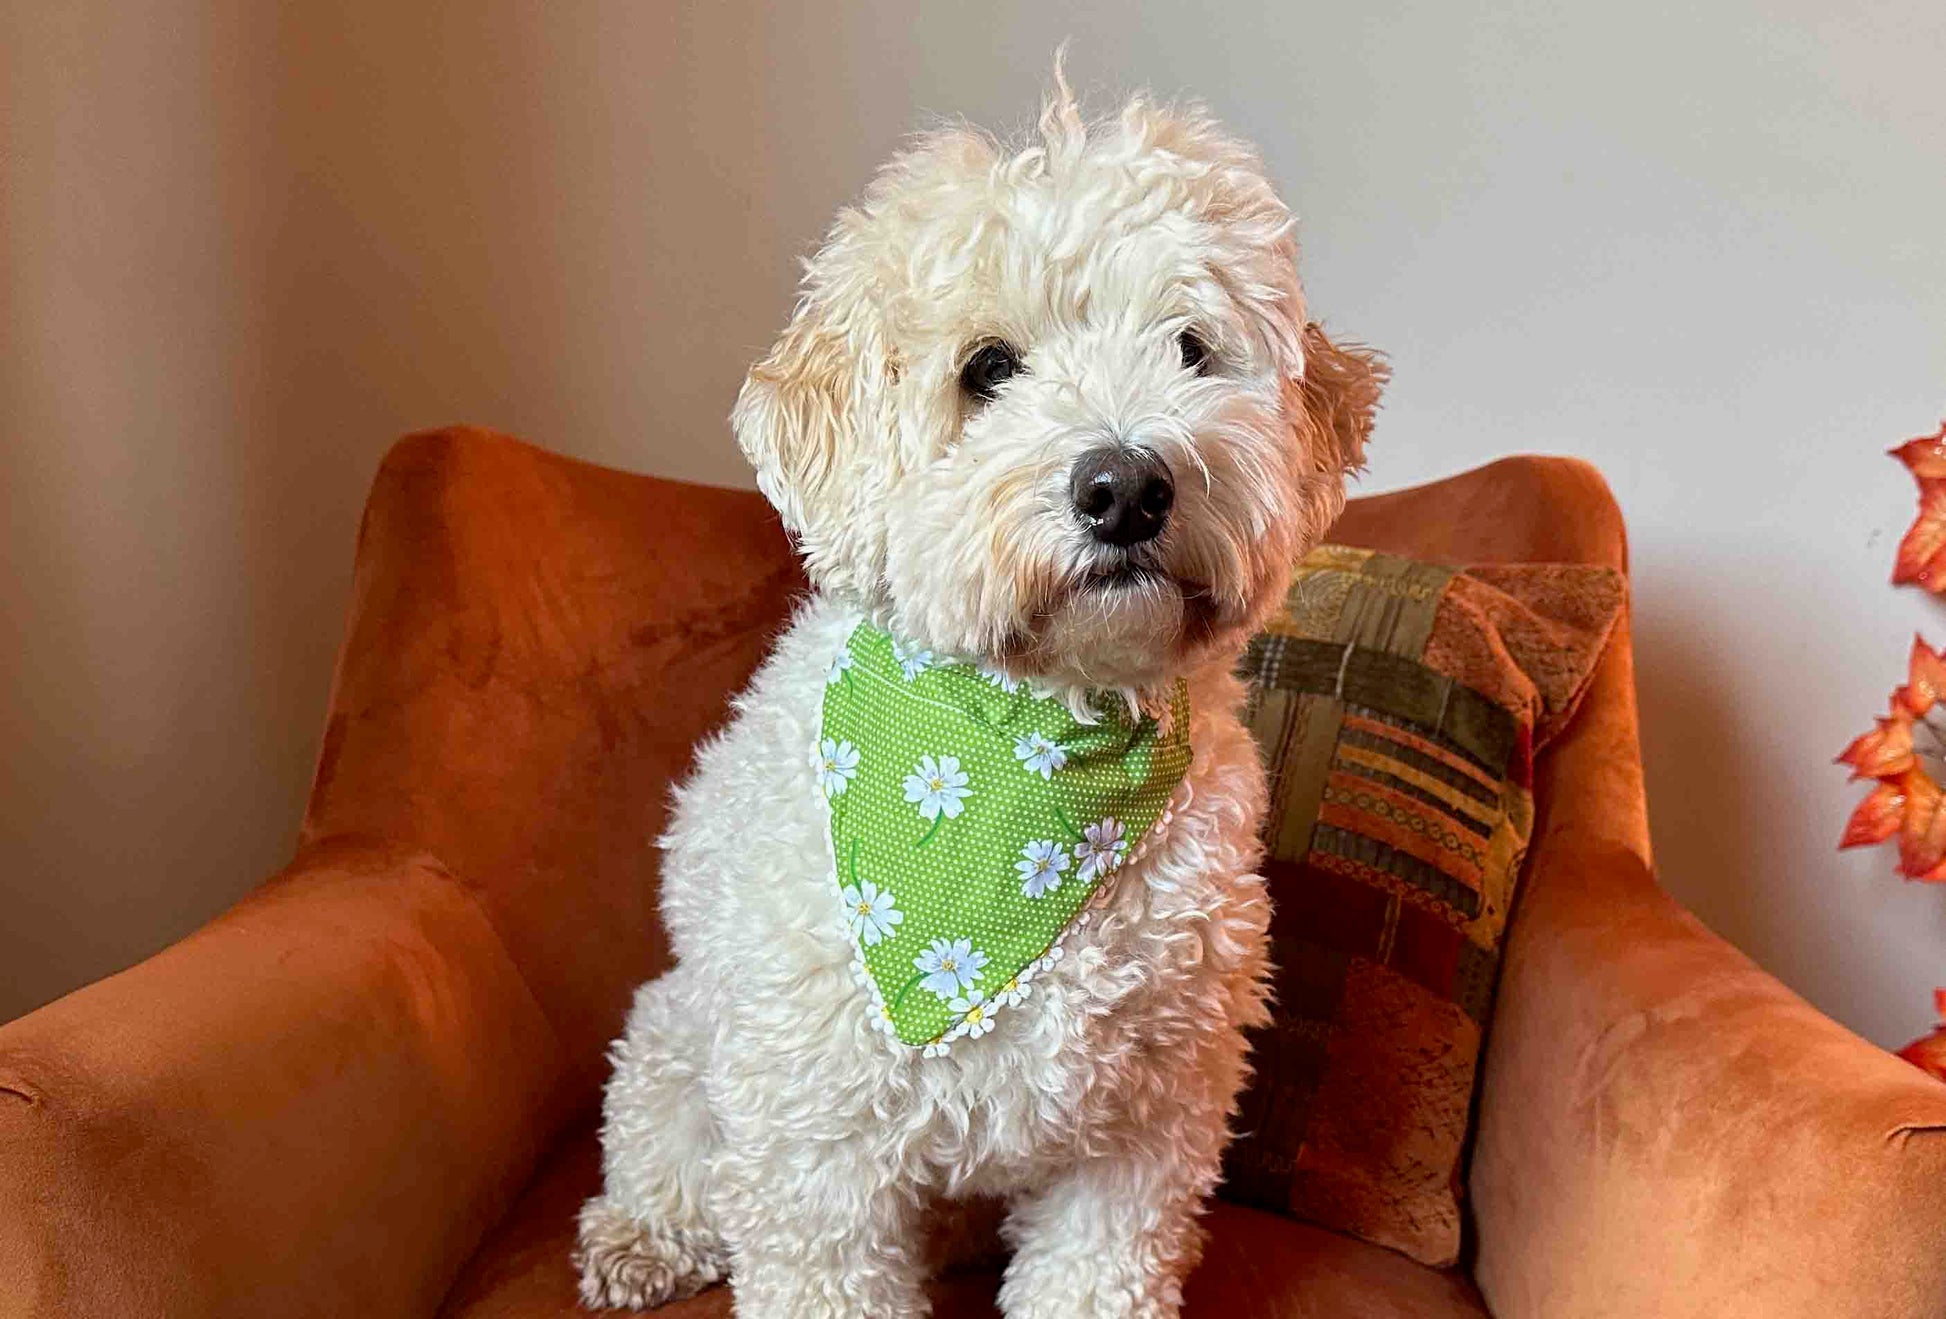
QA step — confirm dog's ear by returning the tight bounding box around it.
[732,285,875,542]
[1296,322,1388,475]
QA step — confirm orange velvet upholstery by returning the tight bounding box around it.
[4,428,1943,1317]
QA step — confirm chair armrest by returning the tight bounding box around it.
[0,842,568,1318]
[1470,627,1946,1318]
[0,429,798,1315]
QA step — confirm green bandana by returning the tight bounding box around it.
[816,621,1193,1052]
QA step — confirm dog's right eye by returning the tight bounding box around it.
[1179,329,1214,376]
[959,342,1022,402]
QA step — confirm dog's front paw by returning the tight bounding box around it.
[574,1196,727,1311]
[1001,1254,1186,1319]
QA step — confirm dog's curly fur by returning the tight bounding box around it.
[577,72,1384,1318]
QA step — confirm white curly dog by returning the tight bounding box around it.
[577,73,1384,1319]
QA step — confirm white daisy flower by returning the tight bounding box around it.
[948,989,995,1038]
[1015,838,1072,898]
[840,879,902,946]
[1013,731,1068,779]
[826,648,854,685]
[922,1040,951,1058]
[868,1002,898,1036]
[1075,817,1129,883]
[891,639,934,680]
[914,936,987,998]
[903,754,970,821]
[815,738,860,797]
[978,661,1021,693]
[995,961,1038,1008]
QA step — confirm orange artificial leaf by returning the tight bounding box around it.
[1836,711,1915,779]
[1901,1030,1946,1081]
[1900,1031,1946,1081]
[1898,996,1946,1082]
[1839,780,1906,848]
[1901,635,1946,716]
[1890,422,1946,480]
[1896,770,1946,878]
[1894,479,1946,589]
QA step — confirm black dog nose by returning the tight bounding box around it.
[1069,446,1175,547]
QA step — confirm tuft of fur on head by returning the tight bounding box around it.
[733,68,1385,694]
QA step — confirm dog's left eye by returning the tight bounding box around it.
[1178,329,1214,376]
[960,342,1022,402]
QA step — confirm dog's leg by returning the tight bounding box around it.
[713,1129,932,1319]
[996,1127,1224,1319]
[576,966,728,1310]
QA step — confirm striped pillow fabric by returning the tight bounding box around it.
[1221,545,1624,1267]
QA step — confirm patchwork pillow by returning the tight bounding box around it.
[1220,544,1625,1267]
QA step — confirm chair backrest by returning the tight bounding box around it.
[301,427,803,1090]
[305,434,1642,1120]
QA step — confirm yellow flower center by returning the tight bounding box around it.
[966,1005,984,1023]
[928,776,944,791]
[941,957,956,972]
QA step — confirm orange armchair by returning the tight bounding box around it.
[4,428,1943,1318]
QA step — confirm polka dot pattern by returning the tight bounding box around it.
[817,623,1192,1050]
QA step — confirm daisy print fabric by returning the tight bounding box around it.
[819,621,1192,1049]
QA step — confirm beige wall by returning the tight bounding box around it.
[5,2,1944,1045]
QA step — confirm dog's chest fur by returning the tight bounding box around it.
[656,594,1272,1196]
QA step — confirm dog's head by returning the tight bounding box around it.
[734,78,1385,693]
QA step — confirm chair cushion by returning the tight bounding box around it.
[1219,546,1623,1266]
[436,1129,1490,1318]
